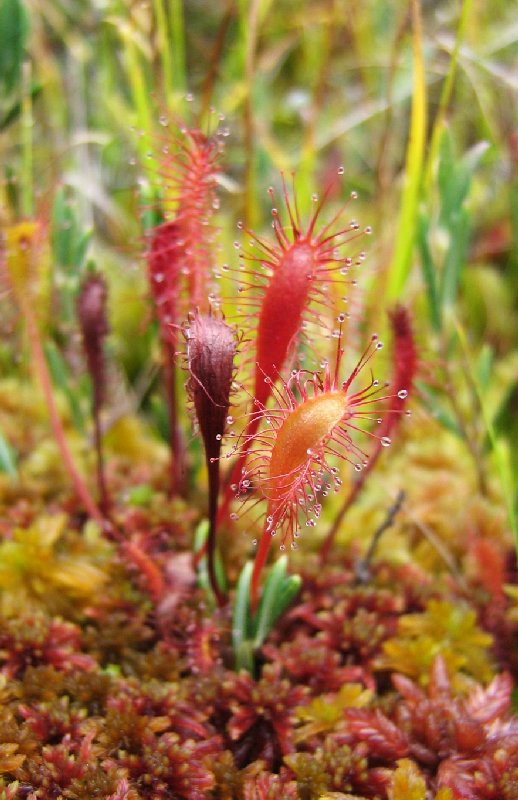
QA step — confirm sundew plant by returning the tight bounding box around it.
[0,0,518,798]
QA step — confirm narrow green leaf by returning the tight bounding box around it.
[233,561,254,672]
[417,383,463,437]
[0,430,17,477]
[252,555,288,647]
[276,574,302,617]
[387,0,427,299]
[439,137,489,228]
[475,344,494,392]
[0,0,29,94]
[440,207,471,309]
[0,80,41,131]
[423,0,474,190]
[454,320,518,549]
[417,212,441,331]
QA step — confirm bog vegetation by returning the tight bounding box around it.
[0,0,517,798]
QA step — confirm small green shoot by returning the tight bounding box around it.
[232,556,301,674]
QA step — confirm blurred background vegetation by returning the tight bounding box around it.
[0,0,517,543]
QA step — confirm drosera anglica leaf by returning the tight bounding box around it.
[234,323,390,609]
[219,173,372,524]
[321,305,417,562]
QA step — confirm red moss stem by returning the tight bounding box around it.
[123,540,165,603]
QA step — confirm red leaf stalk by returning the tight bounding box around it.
[185,310,237,605]
[219,175,371,524]
[77,273,110,513]
[320,305,417,563]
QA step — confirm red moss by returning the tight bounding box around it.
[0,615,95,679]
[220,664,308,769]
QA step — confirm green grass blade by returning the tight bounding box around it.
[387,0,427,300]
[252,555,287,647]
[0,431,17,477]
[423,0,474,190]
[454,320,518,549]
[417,212,441,331]
[232,560,254,672]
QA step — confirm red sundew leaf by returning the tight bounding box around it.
[320,305,417,562]
[148,125,223,320]
[242,331,388,607]
[219,178,370,524]
[147,219,184,345]
[342,708,410,760]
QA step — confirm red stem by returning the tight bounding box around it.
[93,390,110,514]
[21,296,106,529]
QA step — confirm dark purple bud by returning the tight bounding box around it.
[186,310,236,469]
[77,272,111,511]
[77,273,109,406]
[185,310,237,604]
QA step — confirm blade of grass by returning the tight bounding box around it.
[423,0,474,190]
[21,60,33,217]
[417,212,441,331]
[169,0,187,100]
[387,0,426,300]
[0,430,17,477]
[454,319,518,549]
[153,0,175,105]
[111,9,155,168]
[238,0,262,228]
